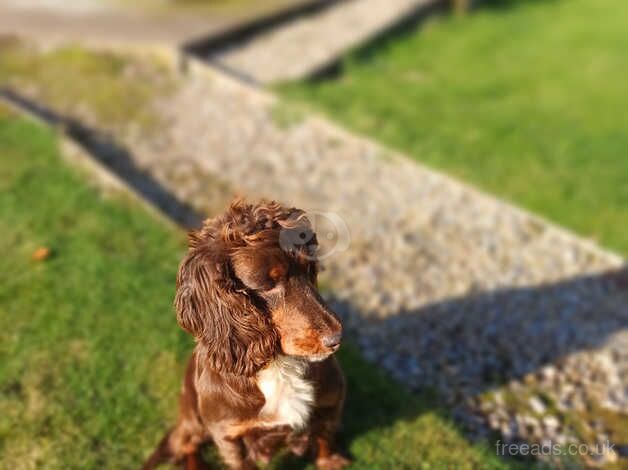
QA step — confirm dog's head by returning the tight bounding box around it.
[175,199,343,376]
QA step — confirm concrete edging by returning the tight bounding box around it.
[0,91,182,231]
[182,0,339,55]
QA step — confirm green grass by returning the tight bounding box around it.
[0,112,518,468]
[282,0,628,255]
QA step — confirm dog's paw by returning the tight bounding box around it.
[237,458,258,470]
[249,449,272,465]
[288,434,310,457]
[316,453,351,470]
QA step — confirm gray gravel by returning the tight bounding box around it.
[11,54,627,467]
[141,69,627,466]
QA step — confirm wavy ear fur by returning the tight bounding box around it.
[174,239,278,377]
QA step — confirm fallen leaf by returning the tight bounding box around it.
[32,247,51,261]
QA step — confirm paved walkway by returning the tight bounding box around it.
[0,0,301,47]
[208,0,437,83]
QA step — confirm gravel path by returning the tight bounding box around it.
[8,53,627,466]
[208,0,436,83]
[123,65,627,465]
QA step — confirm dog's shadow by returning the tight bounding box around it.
[273,267,628,469]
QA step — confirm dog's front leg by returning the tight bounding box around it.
[315,436,350,470]
[181,452,210,470]
[212,429,256,470]
[310,404,350,470]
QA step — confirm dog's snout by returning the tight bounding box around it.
[322,333,342,350]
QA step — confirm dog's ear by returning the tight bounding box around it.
[174,242,278,376]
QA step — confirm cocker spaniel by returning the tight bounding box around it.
[142,199,349,470]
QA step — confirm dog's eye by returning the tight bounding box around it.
[267,265,286,286]
[265,264,288,291]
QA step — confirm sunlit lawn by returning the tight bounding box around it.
[282,0,628,255]
[0,111,518,468]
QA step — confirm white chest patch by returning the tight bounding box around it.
[257,356,314,430]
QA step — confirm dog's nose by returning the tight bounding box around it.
[322,333,342,350]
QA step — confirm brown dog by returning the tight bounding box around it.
[142,199,349,470]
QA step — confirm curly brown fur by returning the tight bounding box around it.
[142,199,349,470]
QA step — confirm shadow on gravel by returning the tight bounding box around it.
[327,267,628,439]
[262,268,628,469]
[0,88,202,228]
[175,237,624,467]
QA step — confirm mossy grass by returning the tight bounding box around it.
[0,42,174,132]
